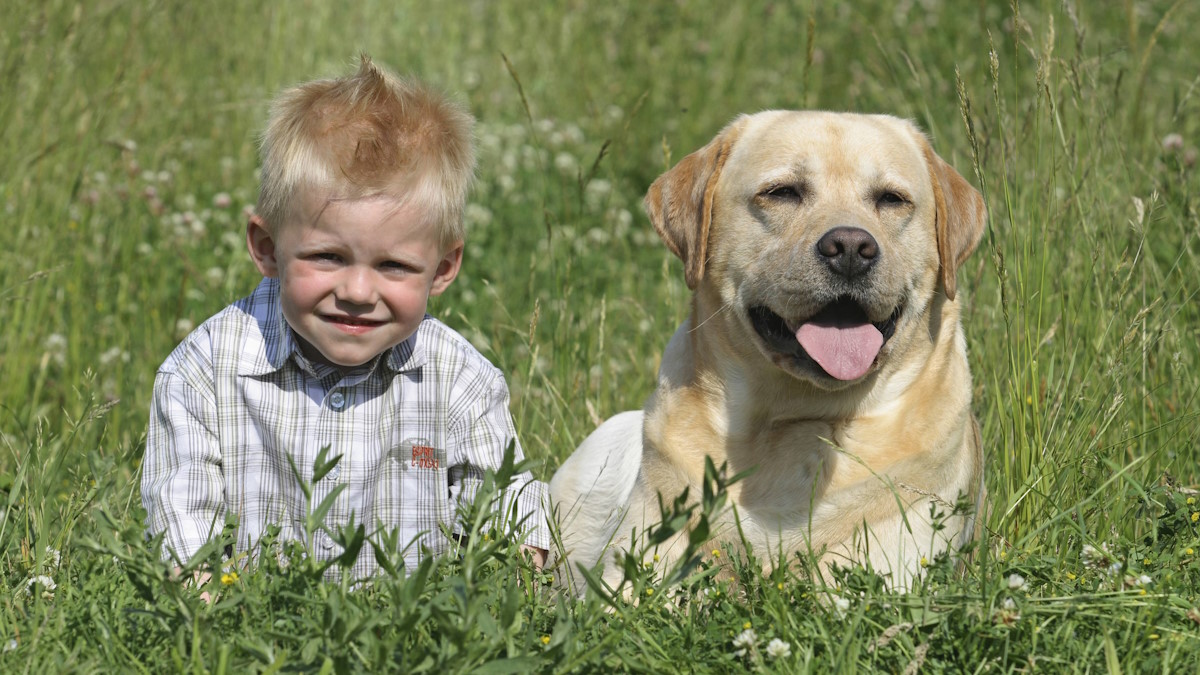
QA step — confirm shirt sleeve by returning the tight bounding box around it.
[446,371,551,552]
[141,368,227,563]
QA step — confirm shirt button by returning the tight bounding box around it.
[320,531,336,550]
[328,391,346,410]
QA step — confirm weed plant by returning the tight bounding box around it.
[2,0,1199,671]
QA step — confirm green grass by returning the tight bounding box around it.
[2,0,1200,671]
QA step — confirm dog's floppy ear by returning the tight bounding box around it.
[644,117,746,289]
[922,142,986,301]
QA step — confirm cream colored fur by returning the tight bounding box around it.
[551,111,986,592]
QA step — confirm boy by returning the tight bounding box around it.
[142,56,549,579]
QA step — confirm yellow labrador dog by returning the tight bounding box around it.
[550,111,986,591]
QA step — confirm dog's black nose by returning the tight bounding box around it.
[816,227,879,279]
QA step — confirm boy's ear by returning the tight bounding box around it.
[429,242,463,296]
[246,215,279,278]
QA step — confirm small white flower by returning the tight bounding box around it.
[3,639,16,652]
[1163,133,1184,152]
[584,179,612,209]
[832,596,852,615]
[554,152,577,175]
[731,628,757,657]
[1006,573,1027,591]
[205,267,225,285]
[44,547,61,569]
[765,638,792,660]
[26,575,56,598]
[45,333,68,353]
[99,346,129,367]
[212,192,232,209]
[1002,597,1016,610]
[464,203,493,228]
[175,318,195,339]
[1133,574,1152,587]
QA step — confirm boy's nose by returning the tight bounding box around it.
[337,268,377,305]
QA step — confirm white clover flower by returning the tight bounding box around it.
[731,628,757,657]
[993,597,1020,625]
[464,203,493,228]
[1163,133,1184,152]
[45,333,67,353]
[4,639,15,652]
[205,267,225,285]
[26,575,56,598]
[604,104,624,122]
[212,192,232,209]
[1132,574,1151,587]
[497,173,517,194]
[175,318,195,339]
[1006,573,1028,591]
[586,227,609,244]
[554,152,578,175]
[766,638,792,660]
[479,131,501,153]
[584,179,613,209]
[42,547,62,570]
[136,242,154,256]
[832,596,852,614]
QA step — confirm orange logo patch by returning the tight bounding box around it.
[410,444,441,470]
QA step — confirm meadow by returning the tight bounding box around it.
[2,0,1199,671]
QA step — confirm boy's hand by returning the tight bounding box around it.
[520,545,547,570]
[173,567,214,603]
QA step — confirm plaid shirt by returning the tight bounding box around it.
[142,278,549,577]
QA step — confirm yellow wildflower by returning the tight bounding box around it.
[220,571,238,585]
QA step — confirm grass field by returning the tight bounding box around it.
[2,0,1199,671]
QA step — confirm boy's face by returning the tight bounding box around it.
[247,192,462,368]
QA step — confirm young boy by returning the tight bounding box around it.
[142,56,549,579]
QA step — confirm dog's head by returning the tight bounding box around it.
[645,111,986,390]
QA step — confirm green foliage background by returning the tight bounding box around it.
[2,0,1199,671]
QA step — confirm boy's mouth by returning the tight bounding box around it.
[322,314,385,333]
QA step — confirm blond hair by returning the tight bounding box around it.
[255,55,475,247]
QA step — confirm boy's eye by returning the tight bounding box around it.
[381,260,414,272]
[310,253,341,263]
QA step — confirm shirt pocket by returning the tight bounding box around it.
[372,438,451,567]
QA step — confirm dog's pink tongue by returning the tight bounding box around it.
[796,320,883,381]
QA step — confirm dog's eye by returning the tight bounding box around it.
[762,184,803,200]
[876,191,908,207]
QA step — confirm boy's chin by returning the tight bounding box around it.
[296,334,388,369]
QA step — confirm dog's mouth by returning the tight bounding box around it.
[749,297,902,381]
